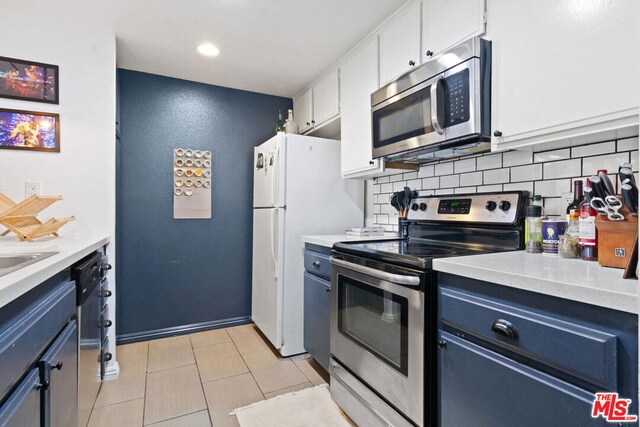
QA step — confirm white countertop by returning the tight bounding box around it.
[301,234,399,248]
[433,251,638,314]
[0,234,110,309]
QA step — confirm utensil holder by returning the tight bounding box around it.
[595,206,638,270]
[398,217,410,239]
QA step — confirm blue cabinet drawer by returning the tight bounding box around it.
[439,332,607,427]
[304,250,331,280]
[440,286,617,390]
[0,280,76,401]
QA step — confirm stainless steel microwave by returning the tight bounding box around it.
[371,37,491,162]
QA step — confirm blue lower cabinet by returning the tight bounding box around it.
[304,272,331,370]
[439,332,607,427]
[0,368,41,427]
[40,320,78,427]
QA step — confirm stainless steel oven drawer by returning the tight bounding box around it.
[304,250,331,279]
[440,286,618,390]
[330,358,413,427]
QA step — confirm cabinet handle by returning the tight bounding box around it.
[53,361,63,371]
[311,120,315,124]
[103,290,113,297]
[312,260,320,267]
[325,287,332,293]
[103,352,113,362]
[104,320,113,328]
[491,319,519,340]
[437,339,447,349]
[37,380,50,391]
[369,160,375,165]
[409,60,416,66]
[493,130,503,137]
[306,122,310,126]
[426,50,433,57]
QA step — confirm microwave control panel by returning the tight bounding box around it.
[443,68,470,127]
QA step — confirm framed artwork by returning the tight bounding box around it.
[0,108,60,152]
[0,56,59,104]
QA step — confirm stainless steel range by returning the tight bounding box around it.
[329,191,528,427]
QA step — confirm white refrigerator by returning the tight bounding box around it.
[252,133,364,356]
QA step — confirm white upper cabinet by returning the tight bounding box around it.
[421,0,486,61]
[293,88,313,134]
[488,0,639,150]
[312,68,340,126]
[379,0,421,86]
[340,37,383,177]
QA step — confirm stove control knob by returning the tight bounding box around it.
[419,203,427,211]
[499,201,511,212]
[411,203,419,211]
[485,201,497,211]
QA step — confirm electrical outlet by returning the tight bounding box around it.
[561,192,573,207]
[25,181,41,197]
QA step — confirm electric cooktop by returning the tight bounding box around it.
[333,239,497,270]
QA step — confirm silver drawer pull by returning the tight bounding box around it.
[312,260,320,267]
[330,257,420,287]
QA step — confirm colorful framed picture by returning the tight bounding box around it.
[0,56,59,104]
[0,109,60,152]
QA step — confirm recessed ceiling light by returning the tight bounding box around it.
[197,43,220,57]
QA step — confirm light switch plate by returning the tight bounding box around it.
[25,181,41,197]
[561,192,573,208]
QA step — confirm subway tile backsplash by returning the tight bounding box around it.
[370,137,639,231]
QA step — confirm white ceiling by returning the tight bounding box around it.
[111,0,406,97]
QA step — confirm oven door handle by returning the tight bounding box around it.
[430,75,444,135]
[330,257,420,287]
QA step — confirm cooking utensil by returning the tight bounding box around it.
[621,183,638,215]
[390,193,401,212]
[591,195,625,221]
[598,172,615,196]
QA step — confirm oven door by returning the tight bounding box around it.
[372,58,480,159]
[330,256,425,425]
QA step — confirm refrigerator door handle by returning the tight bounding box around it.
[271,147,280,206]
[270,208,278,279]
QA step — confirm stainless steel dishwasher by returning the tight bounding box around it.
[73,252,111,427]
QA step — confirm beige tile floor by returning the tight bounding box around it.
[88,324,329,427]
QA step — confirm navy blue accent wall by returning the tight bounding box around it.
[116,69,292,338]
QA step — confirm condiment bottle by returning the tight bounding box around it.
[579,178,598,261]
[525,205,543,254]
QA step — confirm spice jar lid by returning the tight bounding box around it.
[526,205,542,217]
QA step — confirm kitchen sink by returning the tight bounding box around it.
[0,252,58,278]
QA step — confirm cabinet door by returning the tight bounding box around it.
[294,88,313,133]
[0,369,41,427]
[313,68,340,126]
[41,320,78,427]
[303,272,331,370]
[439,332,607,427]
[340,37,382,177]
[379,0,421,86]
[422,0,485,60]
[488,0,639,148]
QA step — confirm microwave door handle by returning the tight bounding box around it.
[330,257,420,287]
[430,75,444,135]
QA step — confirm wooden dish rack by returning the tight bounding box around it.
[0,193,74,241]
